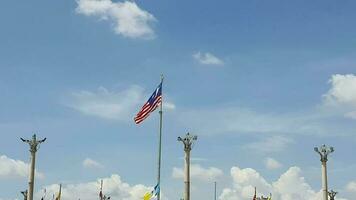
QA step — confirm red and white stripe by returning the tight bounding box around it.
[134,96,162,124]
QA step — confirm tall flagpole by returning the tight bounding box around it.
[157,74,164,200]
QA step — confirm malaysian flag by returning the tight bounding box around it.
[134,82,162,124]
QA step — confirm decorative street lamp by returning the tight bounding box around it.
[314,144,334,200]
[178,133,197,200]
[21,134,46,200]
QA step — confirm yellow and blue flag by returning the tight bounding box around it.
[143,183,160,200]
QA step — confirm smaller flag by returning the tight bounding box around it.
[153,183,160,197]
[134,82,162,124]
[143,183,160,200]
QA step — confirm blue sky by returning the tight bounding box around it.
[0,0,356,200]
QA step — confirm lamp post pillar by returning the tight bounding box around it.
[314,144,334,200]
[178,133,197,200]
[21,134,46,200]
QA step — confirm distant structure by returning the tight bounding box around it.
[256,196,270,200]
[99,180,111,200]
[178,133,197,200]
[314,144,334,200]
[328,190,337,200]
[256,197,267,200]
[253,187,271,200]
[21,134,46,200]
[55,184,62,200]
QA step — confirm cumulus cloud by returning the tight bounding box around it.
[265,157,282,170]
[0,155,44,179]
[76,0,156,39]
[322,74,356,119]
[35,174,152,200]
[193,52,224,65]
[64,85,175,122]
[220,166,271,200]
[219,165,348,200]
[272,167,319,200]
[83,158,104,169]
[172,164,223,182]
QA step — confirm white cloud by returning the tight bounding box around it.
[272,167,319,200]
[172,164,223,182]
[174,74,356,138]
[178,107,332,137]
[65,86,144,121]
[164,102,176,110]
[220,166,272,200]
[322,74,356,119]
[35,174,153,200]
[65,85,175,122]
[220,165,348,200]
[243,136,293,153]
[83,158,104,169]
[346,181,356,192]
[265,158,282,170]
[0,155,44,179]
[193,52,224,65]
[76,0,156,39]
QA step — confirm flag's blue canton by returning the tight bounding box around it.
[148,83,162,105]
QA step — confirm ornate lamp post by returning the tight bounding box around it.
[178,133,197,200]
[21,134,46,200]
[314,144,334,200]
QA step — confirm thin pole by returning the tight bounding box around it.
[157,75,164,200]
[321,161,328,200]
[314,145,334,200]
[28,150,36,200]
[178,133,197,200]
[214,182,217,200]
[58,184,62,200]
[100,180,103,200]
[184,148,190,200]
